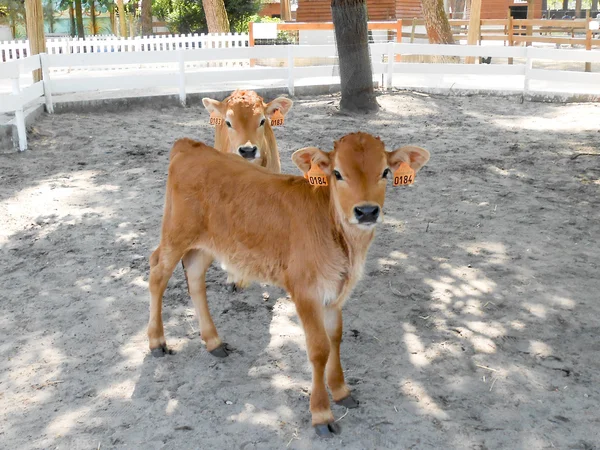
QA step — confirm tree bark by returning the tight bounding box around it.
[593,0,598,14]
[421,0,455,43]
[575,0,581,18]
[331,0,378,112]
[25,0,45,81]
[69,3,75,37]
[281,0,292,21]
[116,0,127,37]
[562,0,568,11]
[74,0,84,38]
[202,0,230,33]
[141,0,153,35]
[90,0,96,35]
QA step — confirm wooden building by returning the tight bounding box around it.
[296,0,542,21]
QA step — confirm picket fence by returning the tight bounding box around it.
[2,42,600,151]
[0,33,249,62]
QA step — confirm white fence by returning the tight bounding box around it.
[2,43,600,151]
[1,33,249,62]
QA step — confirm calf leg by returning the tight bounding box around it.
[182,249,227,357]
[295,300,340,438]
[148,245,184,356]
[324,307,359,408]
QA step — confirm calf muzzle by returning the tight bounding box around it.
[353,204,380,224]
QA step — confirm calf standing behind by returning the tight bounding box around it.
[202,89,293,173]
[148,132,430,437]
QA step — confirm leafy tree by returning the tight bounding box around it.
[152,0,259,34]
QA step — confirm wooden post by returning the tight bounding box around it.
[410,17,417,43]
[585,10,592,72]
[25,0,45,82]
[249,22,255,67]
[526,0,534,46]
[396,19,402,62]
[508,9,514,65]
[465,0,482,63]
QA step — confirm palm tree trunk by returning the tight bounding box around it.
[202,0,230,33]
[90,0,96,35]
[141,0,153,35]
[117,0,127,37]
[74,0,85,38]
[331,0,378,112]
[281,0,292,21]
[69,3,75,37]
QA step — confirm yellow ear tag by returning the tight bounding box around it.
[209,112,223,126]
[393,162,415,186]
[270,109,285,127]
[304,163,328,186]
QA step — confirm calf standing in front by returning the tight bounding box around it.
[148,132,430,437]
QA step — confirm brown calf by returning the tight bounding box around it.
[148,132,430,437]
[202,89,293,173]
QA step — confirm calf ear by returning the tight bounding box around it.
[202,98,225,116]
[387,146,430,173]
[266,97,293,117]
[292,147,332,175]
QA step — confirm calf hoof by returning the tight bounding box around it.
[227,283,238,293]
[335,395,359,409]
[209,344,230,358]
[314,422,341,438]
[150,344,173,357]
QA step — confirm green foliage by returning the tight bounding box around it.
[152,0,261,34]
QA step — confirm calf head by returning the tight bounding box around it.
[202,90,293,163]
[292,132,430,230]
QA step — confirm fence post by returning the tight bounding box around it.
[523,46,532,97]
[39,53,54,114]
[585,11,592,73]
[287,45,294,96]
[249,22,255,67]
[507,11,514,65]
[386,40,394,90]
[178,49,186,107]
[11,77,27,151]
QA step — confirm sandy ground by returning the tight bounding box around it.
[1,93,599,450]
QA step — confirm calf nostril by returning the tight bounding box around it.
[354,205,380,223]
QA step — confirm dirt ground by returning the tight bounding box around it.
[1,93,599,450]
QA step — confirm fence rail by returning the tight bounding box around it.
[2,43,599,152]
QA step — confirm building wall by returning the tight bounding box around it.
[297,0,396,22]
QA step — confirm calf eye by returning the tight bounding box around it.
[225,120,232,128]
[260,118,266,126]
[382,168,391,179]
[333,170,343,181]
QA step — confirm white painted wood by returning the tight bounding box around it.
[178,50,186,106]
[288,45,295,96]
[386,41,395,90]
[185,67,289,85]
[395,43,528,58]
[527,47,600,63]
[11,78,27,151]
[49,72,179,94]
[393,63,526,76]
[293,65,340,78]
[528,68,600,84]
[40,53,54,113]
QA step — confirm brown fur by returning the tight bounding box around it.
[202,90,293,173]
[148,133,430,429]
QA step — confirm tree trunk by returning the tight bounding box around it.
[331,0,378,112]
[562,0,568,11]
[25,0,45,81]
[69,3,75,37]
[202,0,230,33]
[593,0,598,13]
[141,0,153,35]
[74,0,84,38]
[281,0,292,21]
[109,4,115,34]
[575,0,581,17]
[90,0,96,35]
[421,0,455,43]
[116,0,127,37]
